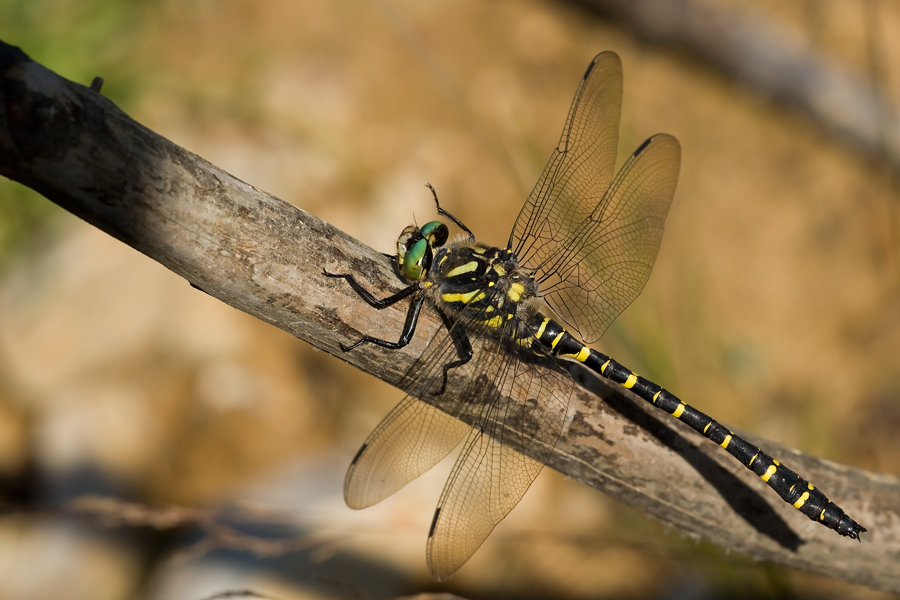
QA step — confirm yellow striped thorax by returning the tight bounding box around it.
[427,242,538,331]
[392,218,542,346]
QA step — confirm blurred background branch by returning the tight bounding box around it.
[572,0,900,170]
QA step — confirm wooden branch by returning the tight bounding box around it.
[573,0,900,170]
[1,41,898,592]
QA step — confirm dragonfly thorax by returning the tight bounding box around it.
[429,243,538,329]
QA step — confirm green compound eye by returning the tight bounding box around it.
[401,237,432,281]
[420,221,449,248]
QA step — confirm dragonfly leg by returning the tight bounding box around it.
[426,183,475,240]
[324,269,417,308]
[337,290,427,352]
[430,304,474,396]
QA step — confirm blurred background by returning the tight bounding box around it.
[1,0,899,598]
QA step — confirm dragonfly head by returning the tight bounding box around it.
[397,221,449,281]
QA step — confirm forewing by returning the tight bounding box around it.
[538,134,681,343]
[426,331,573,580]
[510,51,622,274]
[510,50,681,343]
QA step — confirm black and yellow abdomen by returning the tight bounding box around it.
[527,313,866,540]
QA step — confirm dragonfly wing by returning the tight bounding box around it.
[510,51,622,274]
[344,304,488,509]
[345,287,522,509]
[510,49,681,344]
[345,394,470,509]
[426,340,573,580]
[539,133,681,343]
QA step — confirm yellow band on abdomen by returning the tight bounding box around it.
[793,491,810,509]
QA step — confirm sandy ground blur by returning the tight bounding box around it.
[0,1,898,598]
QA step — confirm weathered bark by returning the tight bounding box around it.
[1,41,898,592]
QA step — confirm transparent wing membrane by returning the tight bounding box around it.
[511,53,680,343]
[510,52,623,263]
[536,134,680,343]
[427,336,571,580]
[344,299,500,509]
[344,395,469,509]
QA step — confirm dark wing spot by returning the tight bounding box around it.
[583,55,599,79]
[350,443,368,465]
[633,136,653,156]
[429,507,441,538]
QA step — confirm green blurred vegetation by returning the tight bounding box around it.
[0,185,59,268]
[1,0,143,91]
[0,0,149,269]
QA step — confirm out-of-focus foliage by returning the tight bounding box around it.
[0,0,147,268]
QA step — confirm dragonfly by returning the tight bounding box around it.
[325,51,866,580]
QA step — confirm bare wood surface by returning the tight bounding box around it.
[573,0,900,169]
[1,41,898,592]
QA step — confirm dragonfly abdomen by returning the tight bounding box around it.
[529,313,866,540]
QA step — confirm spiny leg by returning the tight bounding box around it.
[430,304,474,396]
[324,269,427,351]
[426,183,475,240]
[325,268,473,381]
[323,269,417,308]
